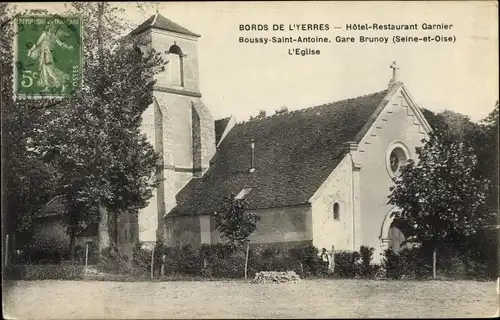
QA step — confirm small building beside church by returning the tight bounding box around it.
[32,13,432,262]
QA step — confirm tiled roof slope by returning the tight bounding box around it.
[215,117,231,146]
[34,196,65,218]
[170,90,389,217]
[176,178,203,204]
[130,13,201,37]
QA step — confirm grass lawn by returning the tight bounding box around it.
[3,279,498,319]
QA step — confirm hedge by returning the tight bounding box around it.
[6,241,494,281]
[382,246,498,280]
[13,238,69,265]
[333,246,380,279]
[5,262,85,280]
[127,243,334,279]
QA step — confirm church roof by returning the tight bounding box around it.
[130,13,201,37]
[170,89,389,217]
[34,195,65,219]
[215,117,231,146]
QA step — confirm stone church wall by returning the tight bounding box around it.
[208,205,313,247]
[356,87,428,262]
[310,154,354,252]
[151,30,200,93]
[137,27,215,245]
[164,205,312,249]
[165,215,201,248]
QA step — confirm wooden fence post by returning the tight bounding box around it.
[5,234,9,267]
[84,243,89,276]
[150,245,155,280]
[432,248,437,280]
[244,244,250,281]
[331,245,335,274]
[161,254,166,277]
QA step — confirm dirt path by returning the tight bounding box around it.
[3,279,498,319]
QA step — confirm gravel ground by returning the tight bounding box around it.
[3,279,498,319]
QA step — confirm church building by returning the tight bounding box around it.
[32,13,432,262]
[132,13,432,262]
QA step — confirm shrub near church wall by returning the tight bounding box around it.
[333,246,380,279]
[140,243,336,278]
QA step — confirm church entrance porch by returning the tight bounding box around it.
[378,207,412,260]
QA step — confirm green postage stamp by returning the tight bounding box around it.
[15,16,83,98]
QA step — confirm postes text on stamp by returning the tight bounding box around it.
[16,15,82,98]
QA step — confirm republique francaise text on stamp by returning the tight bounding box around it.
[15,15,82,98]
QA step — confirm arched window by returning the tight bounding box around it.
[333,203,340,220]
[168,43,184,87]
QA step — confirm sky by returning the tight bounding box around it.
[12,1,499,122]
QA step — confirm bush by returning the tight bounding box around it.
[382,247,431,279]
[74,242,99,265]
[358,246,380,278]
[250,245,296,275]
[162,245,202,276]
[383,249,404,279]
[4,262,84,280]
[16,238,69,264]
[199,243,234,262]
[209,250,246,278]
[289,245,323,276]
[81,243,385,280]
[332,246,380,279]
[131,243,152,273]
[96,247,132,274]
[4,265,27,280]
[334,251,361,278]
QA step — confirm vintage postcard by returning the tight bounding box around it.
[1,1,499,319]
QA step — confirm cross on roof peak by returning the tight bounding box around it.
[388,61,400,88]
[390,61,399,78]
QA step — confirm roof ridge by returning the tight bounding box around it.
[151,12,159,26]
[130,13,201,37]
[215,116,231,122]
[237,89,388,125]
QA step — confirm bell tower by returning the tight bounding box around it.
[131,13,216,245]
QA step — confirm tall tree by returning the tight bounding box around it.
[1,5,64,248]
[421,106,498,211]
[249,109,267,121]
[2,3,164,259]
[419,105,498,277]
[474,103,499,210]
[36,2,165,258]
[388,132,493,276]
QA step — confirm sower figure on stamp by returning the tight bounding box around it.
[27,23,73,93]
